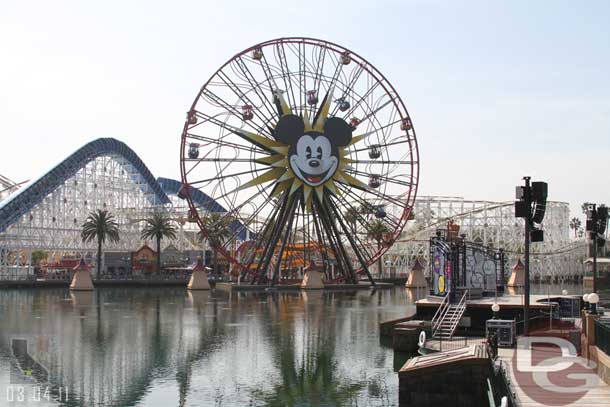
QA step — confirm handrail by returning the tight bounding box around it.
[431,294,449,323]
[431,294,450,336]
[446,290,469,339]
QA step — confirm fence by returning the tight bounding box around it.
[596,318,610,356]
[492,359,520,407]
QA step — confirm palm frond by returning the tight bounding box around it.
[81,209,121,244]
[140,212,178,241]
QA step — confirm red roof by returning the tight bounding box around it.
[513,258,524,270]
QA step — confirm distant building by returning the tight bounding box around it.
[132,244,156,274]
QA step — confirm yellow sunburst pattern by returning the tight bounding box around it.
[232,87,370,209]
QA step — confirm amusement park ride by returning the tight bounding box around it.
[180,37,419,286]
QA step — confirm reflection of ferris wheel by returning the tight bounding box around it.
[180,37,419,284]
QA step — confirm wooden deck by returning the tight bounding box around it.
[498,347,610,406]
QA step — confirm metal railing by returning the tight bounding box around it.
[445,290,469,340]
[6,270,195,282]
[595,319,610,356]
[493,359,520,407]
[431,294,450,337]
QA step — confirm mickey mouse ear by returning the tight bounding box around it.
[324,117,353,146]
[273,114,304,144]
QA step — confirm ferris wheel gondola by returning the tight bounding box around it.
[180,37,419,285]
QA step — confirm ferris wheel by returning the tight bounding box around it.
[180,37,419,285]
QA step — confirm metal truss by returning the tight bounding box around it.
[383,196,585,281]
[0,140,206,278]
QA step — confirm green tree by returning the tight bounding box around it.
[81,209,120,279]
[199,213,232,277]
[366,219,390,278]
[141,212,178,273]
[31,250,47,266]
[569,217,582,238]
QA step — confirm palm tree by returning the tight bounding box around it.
[81,209,120,279]
[141,212,178,273]
[199,213,232,277]
[366,219,390,278]
[569,217,582,238]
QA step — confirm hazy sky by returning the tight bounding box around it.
[1,0,608,219]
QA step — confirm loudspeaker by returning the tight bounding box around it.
[531,229,544,242]
[597,236,606,248]
[598,206,608,235]
[515,201,529,218]
[531,182,548,202]
[531,182,548,224]
[515,186,526,200]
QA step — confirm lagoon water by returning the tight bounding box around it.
[0,287,427,407]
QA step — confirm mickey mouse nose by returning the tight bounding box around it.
[309,159,320,168]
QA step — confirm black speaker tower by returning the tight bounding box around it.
[514,176,548,336]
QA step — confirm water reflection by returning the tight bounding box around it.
[0,288,414,406]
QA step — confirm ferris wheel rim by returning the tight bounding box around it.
[179,37,420,276]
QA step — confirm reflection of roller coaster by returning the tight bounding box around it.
[383,196,585,280]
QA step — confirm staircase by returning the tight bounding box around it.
[432,290,468,340]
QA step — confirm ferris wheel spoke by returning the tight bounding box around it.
[202,88,273,138]
[216,70,277,129]
[233,58,278,120]
[333,185,401,231]
[274,42,299,114]
[342,81,381,119]
[255,53,287,119]
[194,112,281,153]
[218,205,267,252]
[186,133,268,155]
[329,64,365,117]
[188,167,266,186]
[349,137,412,154]
[200,89,242,117]
[335,182,405,217]
[344,168,413,188]
[326,196,377,282]
[182,38,419,282]
[356,98,395,127]
[311,197,353,282]
[184,157,262,163]
[348,159,415,165]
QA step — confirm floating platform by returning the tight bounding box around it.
[381,293,580,338]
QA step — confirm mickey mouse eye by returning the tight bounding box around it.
[306,146,312,159]
[316,146,323,159]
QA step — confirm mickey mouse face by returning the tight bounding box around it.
[274,114,353,187]
[291,135,336,186]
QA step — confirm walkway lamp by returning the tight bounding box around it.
[583,293,590,311]
[491,303,500,319]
